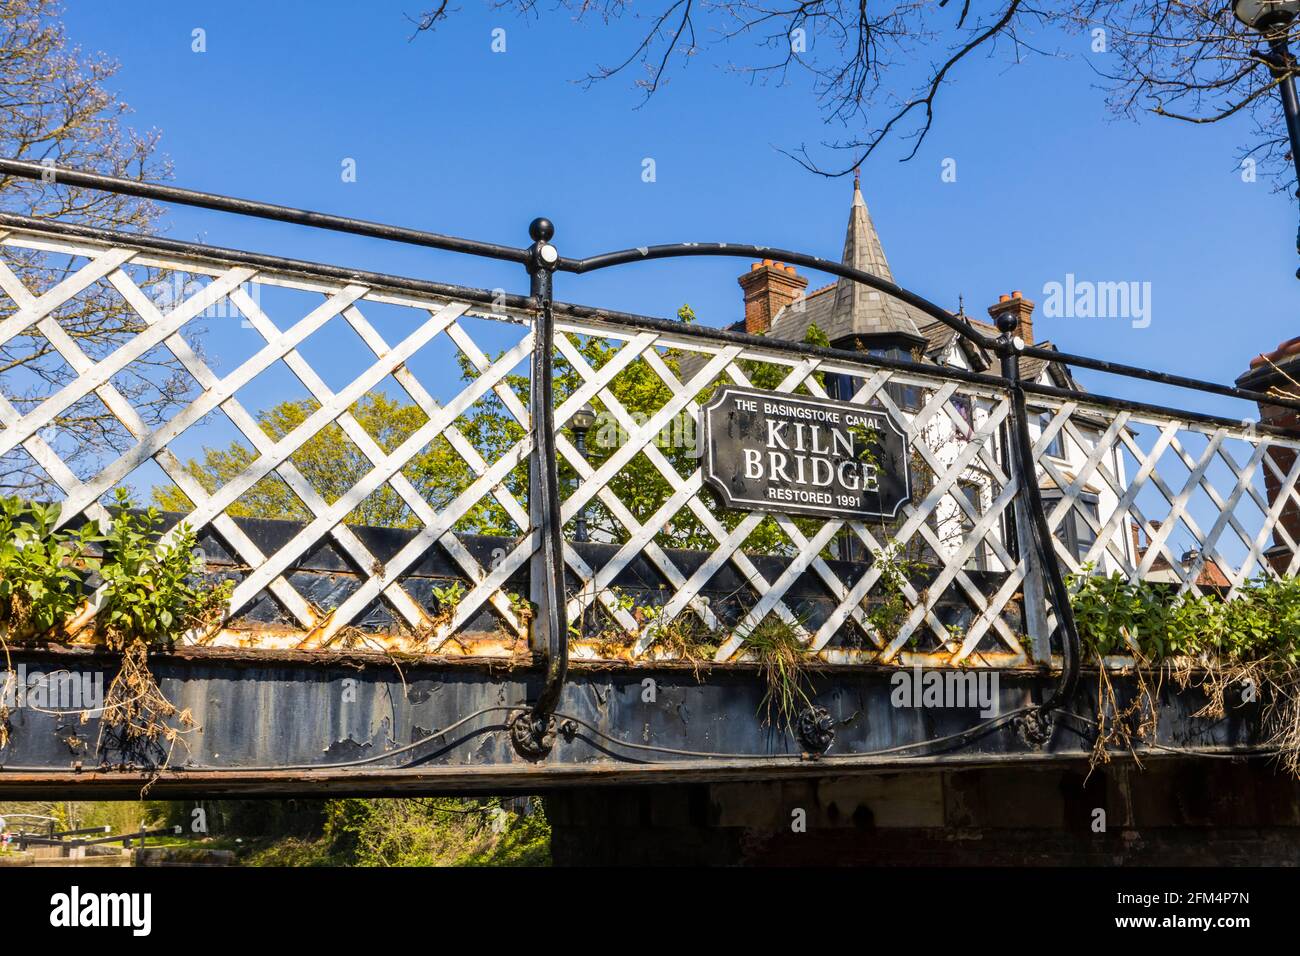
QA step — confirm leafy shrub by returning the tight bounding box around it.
[0,491,230,649]
[0,497,96,639]
[1,492,229,766]
[1068,564,1300,666]
[1068,566,1300,776]
[95,489,229,650]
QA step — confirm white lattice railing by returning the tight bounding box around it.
[551,319,1026,666]
[3,224,1299,667]
[0,225,538,652]
[1025,394,1300,599]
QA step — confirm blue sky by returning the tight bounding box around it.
[60,1,1297,418]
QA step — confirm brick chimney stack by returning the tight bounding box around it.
[987,290,1035,345]
[738,260,809,335]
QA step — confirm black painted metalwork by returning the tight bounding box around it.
[998,329,1080,715]
[5,157,1297,762]
[0,159,529,265]
[1259,33,1300,278]
[796,705,836,755]
[523,217,568,752]
[1232,1,1300,277]
[0,212,529,313]
[561,242,998,350]
[1020,342,1300,417]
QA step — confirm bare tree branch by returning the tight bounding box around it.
[0,0,186,498]
[408,0,1300,190]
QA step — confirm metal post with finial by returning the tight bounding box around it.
[512,216,567,760]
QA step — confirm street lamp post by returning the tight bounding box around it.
[567,403,596,542]
[1234,0,1300,277]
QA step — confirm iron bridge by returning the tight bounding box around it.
[0,160,1294,796]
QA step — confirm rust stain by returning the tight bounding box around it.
[1,623,1027,670]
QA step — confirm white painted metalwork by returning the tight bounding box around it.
[0,226,535,651]
[3,225,1298,667]
[1025,394,1300,599]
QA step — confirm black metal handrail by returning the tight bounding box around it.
[5,159,1294,756]
[0,159,529,265]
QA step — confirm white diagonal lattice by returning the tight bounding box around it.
[550,318,1027,665]
[0,226,537,647]
[6,224,1300,668]
[1024,394,1300,609]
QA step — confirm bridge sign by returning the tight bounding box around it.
[700,386,911,520]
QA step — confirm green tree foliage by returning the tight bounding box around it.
[0,497,94,639]
[152,393,487,532]
[317,797,549,867]
[150,308,837,557]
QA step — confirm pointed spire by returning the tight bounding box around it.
[826,175,924,349]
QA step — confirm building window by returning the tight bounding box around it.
[888,381,923,412]
[952,396,974,440]
[957,482,989,572]
[828,373,857,401]
[1077,426,1102,450]
[1038,412,1066,459]
[1044,493,1100,561]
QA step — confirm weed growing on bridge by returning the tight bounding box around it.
[92,491,226,777]
[0,491,229,776]
[640,602,719,678]
[864,541,927,650]
[0,497,96,641]
[96,490,229,651]
[95,639,195,781]
[1068,565,1300,776]
[745,613,814,730]
[428,579,467,636]
[507,592,534,631]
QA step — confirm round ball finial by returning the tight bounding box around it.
[994,312,1019,335]
[528,217,555,242]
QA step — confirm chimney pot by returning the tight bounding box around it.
[738,260,810,335]
[987,290,1036,345]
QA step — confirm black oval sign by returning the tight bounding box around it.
[700,386,911,520]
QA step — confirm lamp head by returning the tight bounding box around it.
[568,403,596,434]
[1234,0,1300,32]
